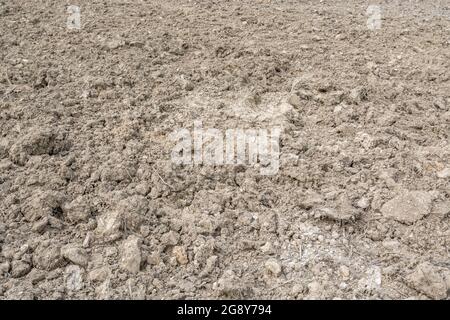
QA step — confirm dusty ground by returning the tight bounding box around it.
[0,0,449,300]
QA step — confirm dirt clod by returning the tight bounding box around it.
[406,262,449,299]
[33,245,65,271]
[119,235,142,274]
[61,245,89,268]
[10,261,31,278]
[381,191,433,224]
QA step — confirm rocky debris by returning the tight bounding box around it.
[95,196,149,242]
[298,191,324,210]
[191,238,215,270]
[358,266,382,293]
[100,163,134,183]
[307,281,324,299]
[290,74,348,107]
[147,252,161,266]
[433,98,448,111]
[95,279,112,299]
[161,231,180,247]
[8,128,70,165]
[260,242,274,254]
[33,245,65,271]
[347,86,368,104]
[117,196,149,232]
[182,79,195,91]
[104,246,118,257]
[381,191,432,224]
[88,266,111,283]
[28,269,46,285]
[1,246,14,260]
[139,225,150,238]
[0,260,10,274]
[291,74,315,96]
[0,222,5,241]
[135,182,151,196]
[82,232,93,248]
[119,235,142,274]
[432,200,450,218]
[22,191,66,222]
[405,262,448,299]
[104,38,125,51]
[315,194,360,222]
[61,245,89,268]
[265,258,282,277]
[46,268,62,281]
[172,246,189,265]
[62,196,91,223]
[291,284,305,297]
[0,138,10,158]
[15,244,31,260]
[202,256,218,275]
[96,210,123,242]
[10,260,31,278]
[214,270,251,298]
[4,284,34,300]
[47,216,65,229]
[31,217,49,233]
[287,94,302,108]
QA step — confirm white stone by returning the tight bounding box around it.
[265,258,282,277]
